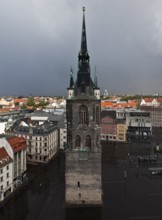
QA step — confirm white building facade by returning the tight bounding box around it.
[0,136,27,203]
[0,148,13,202]
[126,110,152,141]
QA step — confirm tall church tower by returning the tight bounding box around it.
[65,7,102,212]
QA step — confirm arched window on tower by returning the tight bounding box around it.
[86,135,91,149]
[67,135,71,148]
[79,105,88,125]
[96,106,100,124]
[76,135,81,147]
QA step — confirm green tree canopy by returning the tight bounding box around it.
[27,97,35,106]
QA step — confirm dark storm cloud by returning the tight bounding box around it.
[0,0,162,96]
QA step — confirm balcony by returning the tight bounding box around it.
[42,152,48,156]
[27,151,34,155]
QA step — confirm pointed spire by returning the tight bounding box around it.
[81,7,87,53]
[69,67,74,88]
[94,66,98,88]
[77,7,90,77]
[75,7,94,96]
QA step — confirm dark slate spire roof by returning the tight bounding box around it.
[81,6,87,53]
[69,67,74,88]
[74,7,94,96]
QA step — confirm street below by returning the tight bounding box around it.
[1,142,162,220]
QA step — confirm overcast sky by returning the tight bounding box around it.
[0,0,162,96]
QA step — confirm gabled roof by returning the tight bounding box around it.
[143,98,153,103]
[156,98,162,103]
[7,136,27,153]
[0,147,13,168]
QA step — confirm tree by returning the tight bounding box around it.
[17,96,24,99]
[27,97,35,106]
[15,102,19,106]
[37,100,46,107]
[20,104,27,109]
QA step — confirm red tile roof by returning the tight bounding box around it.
[26,106,34,109]
[144,98,153,103]
[0,147,13,168]
[9,107,20,111]
[7,136,27,153]
[156,98,162,103]
[0,108,10,112]
[101,101,137,109]
[14,99,27,103]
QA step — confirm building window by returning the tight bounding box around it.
[67,135,71,148]
[79,105,88,125]
[86,135,91,149]
[0,169,3,174]
[76,135,81,147]
[6,165,9,170]
[6,173,9,178]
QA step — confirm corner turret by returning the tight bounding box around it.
[67,67,74,99]
[93,66,100,99]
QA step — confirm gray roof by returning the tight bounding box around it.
[101,110,116,120]
[7,110,67,135]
